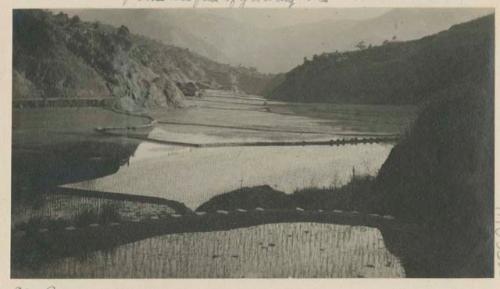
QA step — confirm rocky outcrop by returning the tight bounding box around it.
[176,82,199,97]
[12,70,42,99]
[13,10,273,111]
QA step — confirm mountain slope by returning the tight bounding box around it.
[67,8,491,73]
[265,15,494,104]
[13,10,271,111]
[69,9,231,65]
[263,8,492,73]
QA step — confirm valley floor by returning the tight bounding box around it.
[11,90,418,278]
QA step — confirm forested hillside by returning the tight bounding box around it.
[355,18,494,275]
[13,10,271,111]
[265,15,493,105]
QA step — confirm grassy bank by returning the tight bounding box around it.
[197,175,376,213]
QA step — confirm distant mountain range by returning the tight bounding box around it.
[13,10,271,111]
[264,15,494,105]
[71,8,492,73]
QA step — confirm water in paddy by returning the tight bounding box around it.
[13,95,413,277]
[66,142,393,209]
[22,223,405,278]
[27,95,412,209]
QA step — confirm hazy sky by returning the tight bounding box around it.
[64,8,392,29]
[200,8,392,28]
[60,8,492,73]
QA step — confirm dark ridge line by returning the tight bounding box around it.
[95,122,155,131]
[16,209,412,235]
[96,131,400,148]
[185,97,267,107]
[271,109,414,123]
[156,120,333,135]
[95,131,202,147]
[104,111,402,137]
[53,187,184,207]
[12,97,115,109]
[196,137,400,148]
[199,105,270,112]
[270,109,417,126]
[197,94,266,101]
[101,106,156,122]
[84,96,403,146]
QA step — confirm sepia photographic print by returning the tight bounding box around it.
[4,1,497,283]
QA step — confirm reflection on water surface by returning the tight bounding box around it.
[67,142,393,208]
[18,223,405,278]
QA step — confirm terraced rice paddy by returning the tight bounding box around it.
[12,91,417,278]
[11,191,181,227]
[12,107,150,147]
[19,223,405,278]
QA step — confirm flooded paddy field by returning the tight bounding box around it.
[15,223,405,278]
[13,107,150,147]
[150,92,417,143]
[12,91,417,278]
[10,7,494,280]
[11,188,188,228]
[66,142,393,209]
[60,92,416,209]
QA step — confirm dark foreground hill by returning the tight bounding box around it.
[13,10,272,111]
[361,56,494,276]
[265,15,493,105]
